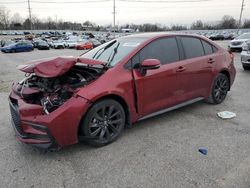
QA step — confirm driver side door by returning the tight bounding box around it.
[132,37,183,117]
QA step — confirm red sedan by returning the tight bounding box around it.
[75,40,93,50]
[9,33,236,149]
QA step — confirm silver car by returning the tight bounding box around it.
[229,33,250,52]
[241,42,250,70]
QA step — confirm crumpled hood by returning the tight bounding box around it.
[17,56,105,78]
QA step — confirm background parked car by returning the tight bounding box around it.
[229,33,250,52]
[90,38,101,48]
[32,38,44,48]
[209,33,224,40]
[75,40,93,50]
[65,40,78,48]
[1,41,34,53]
[37,41,50,50]
[241,42,250,70]
[52,40,65,49]
[0,40,15,47]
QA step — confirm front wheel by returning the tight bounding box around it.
[80,99,125,146]
[206,73,230,104]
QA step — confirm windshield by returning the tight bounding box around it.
[236,33,250,40]
[81,37,147,66]
[39,41,47,45]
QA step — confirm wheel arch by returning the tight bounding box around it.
[77,94,132,138]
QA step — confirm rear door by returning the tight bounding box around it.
[15,43,23,52]
[132,37,183,117]
[177,36,215,100]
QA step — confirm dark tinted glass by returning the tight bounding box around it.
[140,37,179,65]
[201,40,213,55]
[212,46,218,53]
[181,37,204,59]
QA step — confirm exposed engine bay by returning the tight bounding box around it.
[13,65,104,114]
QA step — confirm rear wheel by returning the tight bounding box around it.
[80,99,125,146]
[206,73,230,104]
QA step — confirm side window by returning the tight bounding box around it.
[139,37,179,65]
[131,53,140,68]
[201,40,213,55]
[212,46,218,53]
[181,37,204,59]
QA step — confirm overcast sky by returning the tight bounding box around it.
[0,0,249,26]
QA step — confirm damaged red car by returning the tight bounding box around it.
[9,33,236,149]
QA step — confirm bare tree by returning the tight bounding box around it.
[220,15,237,29]
[0,6,11,29]
[243,19,250,29]
[11,13,23,24]
[191,20,204,30]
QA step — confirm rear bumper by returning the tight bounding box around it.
[229,45,243,51]
[9,90,91,149]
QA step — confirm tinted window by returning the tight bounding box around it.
[212,46,218,53]
[181,37,204,59]
[201,40,213,55]
[140,37,179,65]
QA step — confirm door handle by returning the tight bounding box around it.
[176,66,186,72]
[208,58,215,64]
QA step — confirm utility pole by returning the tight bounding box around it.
[28,0,32,30]
[113,0,116,31]
[239,0,245,28]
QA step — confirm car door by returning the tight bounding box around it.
[132,37,183,117]
[15,43,22,52]
[176,36,214,101]
[17,42,26,52]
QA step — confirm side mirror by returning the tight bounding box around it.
[140,59,160,76]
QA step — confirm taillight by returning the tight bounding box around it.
[228,49,234,64]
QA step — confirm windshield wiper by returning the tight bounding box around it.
[92,40,117,60]
[107,42,120,64]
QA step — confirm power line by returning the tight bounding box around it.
[0,1,26,4]
[119,0,212,3]
[0,0,212,4]
[0,0,111,4]
[31,0,111,3]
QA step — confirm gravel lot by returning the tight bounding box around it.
[0,41,250,188]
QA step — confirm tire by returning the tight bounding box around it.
[243,65,250,70]
[80,99,125,146]
[206,73,230,104]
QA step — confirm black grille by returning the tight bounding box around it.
[9,100,24,135]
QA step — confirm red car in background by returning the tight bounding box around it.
[9,33,236,150]
[75,40,93,50]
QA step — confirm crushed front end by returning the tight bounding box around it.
[9,57,105,149]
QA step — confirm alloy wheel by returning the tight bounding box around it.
[213,75,229,103]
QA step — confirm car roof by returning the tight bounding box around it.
[121,32,201,39]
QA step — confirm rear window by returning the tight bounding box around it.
[181,37,204,59]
